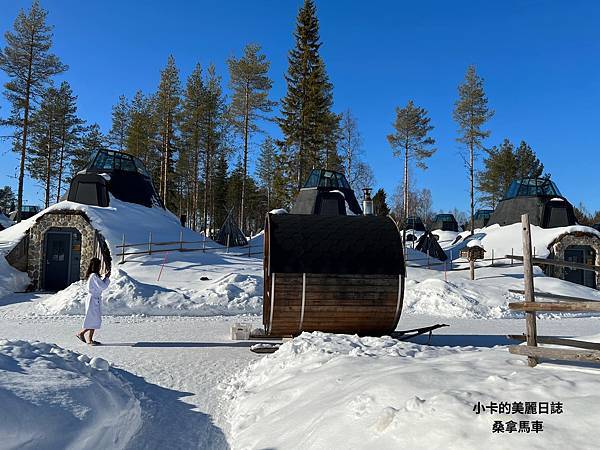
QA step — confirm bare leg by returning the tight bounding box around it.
[88,329,95,343]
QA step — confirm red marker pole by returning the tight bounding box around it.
[157,251,170,282]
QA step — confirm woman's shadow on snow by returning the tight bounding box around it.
[112,368,230,450]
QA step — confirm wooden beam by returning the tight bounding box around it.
[521,214,538,367]
[508,335,600,351]
[506,254,600,272]
[509,289,600,303]
[509,345,600,364]
[509,301,600,312]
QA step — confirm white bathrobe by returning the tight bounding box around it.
[83,273,110,329]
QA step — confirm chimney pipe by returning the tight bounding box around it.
[362,187,373,215]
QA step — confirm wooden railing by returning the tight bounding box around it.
[115,231,263,264]
[507,213,600,367]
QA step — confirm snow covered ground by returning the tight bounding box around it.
[0,339,141,449]
[1,200,600,448]
[227,330,600,450]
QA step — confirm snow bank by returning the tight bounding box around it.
[404,278,511,318]
[0,256,29,298]
[38,268,262,317]
[227,331,600,450]
[0,339,141,449]
[444,223,600,260]
[0,212,13,229]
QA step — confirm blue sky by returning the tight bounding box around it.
[1,0,599,213]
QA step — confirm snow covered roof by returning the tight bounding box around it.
[0,196,199,258]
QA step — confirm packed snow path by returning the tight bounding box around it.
[2,293,600,449]
[0,294,263,450]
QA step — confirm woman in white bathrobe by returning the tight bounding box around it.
[76,258,110,346]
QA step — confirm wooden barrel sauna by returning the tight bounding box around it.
[263,214,405,336]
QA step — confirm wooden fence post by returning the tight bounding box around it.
[202,234,206,253]
[470,259,475,280]
[511,248,514,267]
[121,234,125,264]
[521,213,538,367]
[148,232,152,255]
[179,230,183,252]
[491,249,494,266]
[226,234,230,254]
[248,232,252,257]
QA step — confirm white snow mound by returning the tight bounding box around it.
[38,269,262,317]
[226,331,600,450]
[0,339,141,450]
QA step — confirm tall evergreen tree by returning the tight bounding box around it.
[227,43,276,231]
[477,139,516,208]
[200,65,227,235]
[256,137,277,211]
[387,100,436,227]
[453,65,494,235]
[126,90,158,168]
[0,0,67,221]
[372,188,390,217]
[28,86,61,207]
[515,140,544,179]
[71,123,103,174]
[180,64,205,230]
[478,138,545,208]
[0,186,16,214]
[54,81,84,201]
[278,0,340,189]
[156,55,181,210]
[108,94,129,151]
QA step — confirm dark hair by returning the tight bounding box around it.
[86,258,101,279]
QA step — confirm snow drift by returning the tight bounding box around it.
[38,268,263,317]
[227,331,600,450]
[0,339,141,450]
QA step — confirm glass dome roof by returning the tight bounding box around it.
[302,169,351,190]
[503,178,562,200]
[86,149,150,177]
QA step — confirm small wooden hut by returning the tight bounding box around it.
[263,214,405,336]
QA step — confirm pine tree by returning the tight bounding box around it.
[71,123,103,174]
[200,65,227,235]
[126,90,158,169]
[387,100,436,227]
[227,43,276,231]
[256,137,277,210]
[54,81,84,201]
[28,86,61,207]
[180,64,205,230]
[373,188,390,217]
[0,0,67,221]
[477,139,516,208]
[278,0,340,189]
[515,140,544,179]
[478,138,545,208]
[453,65,494,235]
[156,55,181,210]
[108,95,129,151]
[0,186,16,214]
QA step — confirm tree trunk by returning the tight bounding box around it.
[470,142,475,236]
[240,86,249,232]
[45,137,52,209]
[403,144,409,225]
[56,130,66,203]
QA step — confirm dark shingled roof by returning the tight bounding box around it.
[267,214,405,275]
